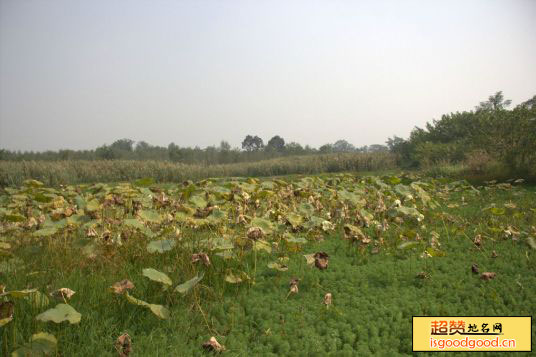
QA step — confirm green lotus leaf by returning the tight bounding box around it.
[36,303,81,324]
[189,195,207,209]
[134,177,155,187]
[146,239,176,254]
[142,268,173,286]
[174,273,204,295]
[85,199,101,212]
[139,210,163,224]
[11,332,57,357]
[5,213,26,222]
[125,293,170,319]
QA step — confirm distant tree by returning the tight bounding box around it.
[333,139,355,152]
[241,135,264,151]
[285,142,304,155]
[319,144,333,153]
[219,140,231,151]
[111,139,135,152]
[476,91,511,111]
[368,144,388,152]
[135,141,151,152]
[95,145,115,159]
[266,135,285,152]
[168,143,181,162]
[518,95,536,110]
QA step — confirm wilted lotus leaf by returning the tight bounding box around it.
[124,293,170,319]
[225,271,249,284]
[267,257,289,272]
[36,303,81,324]
[23,179,44,188]
[504,226,520,240]
[416,272,430,279]
[11,332,57,357]
[343,224,366,243]
[324,293,332,307]
[397,241,419,250]
[115,333,132,357]
[314,252,329,270]
[138,210,163,224]
[51,288,76,301]
[285,235,308,244]
[526,237,536,250]
[504,202,517,209]
[189,195,207,209]
[0,301,14,327]
[321,220,334,232]
[247,226,264,241]
[142,268,173,286]
[146,239,176,253]
[111,279,135,294]
[32,227,58,237]
[425,247,445,257]
[191,253,211,266]
[289,278,299,294]
[253,239,272,253]
[250,217,274,233]
[490,207,505,216]
[471,264,479,274]
[286,213,304,229]
[86,227,98,237]
[202,336,225,353]
[480,272,496,281]
[174,273,204,295]
[473,234,482,247]
[303,253,315,265]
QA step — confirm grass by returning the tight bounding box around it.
[0,152,396,187]
[1,173,535,356]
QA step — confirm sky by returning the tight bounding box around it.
[1,0,535,152]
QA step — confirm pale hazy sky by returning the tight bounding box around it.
[1,0,535,151]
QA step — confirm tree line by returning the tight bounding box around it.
[387,92,536,177]
[0,136,388,165]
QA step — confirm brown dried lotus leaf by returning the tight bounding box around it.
[324,293,332,306]
[247,227,264,241]
[115,333,132,357]
[416,271,430,279]
[111,280,135,294]
[471,264,479,274]
[51,288,76,300]
[313,252,329,270]
[289,278,299,294]
[202,336,225,352]
[480,272,496,281]
[191,253,211,266]
[86,227,98,237]
[0,301,14,320]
